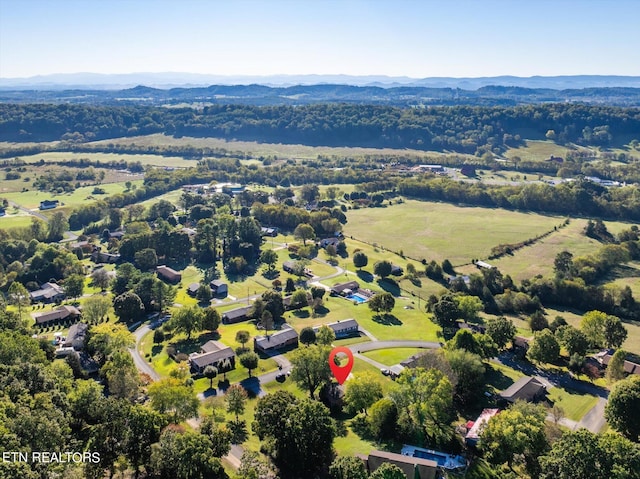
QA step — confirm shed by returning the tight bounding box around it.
[187,283,200,296]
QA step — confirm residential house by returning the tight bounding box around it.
[29,282,65,303]
[319,237,340,249]
[222,306,251,324]
[499,376,546,403]
[63,322,89,350]
[187,283,201,296]
[595,349,640,376]
[330,280,360,296]
[32,305,81,326]
[283,292,313,311]
[90,248,121,264]
[457,321,487,334]
[210,280,229,297]
[39,199,59,210]
[261,227,278,237]
[283,260,297,273]
[254,324,299,353]
[465,408,500,446]
[314,319,359,339]
[390,264,403,276]
[358,450,438,479]
[156,265,182,283]
[189,340,236,375]
[108,230,125,240]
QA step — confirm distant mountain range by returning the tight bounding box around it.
[1,72,640,90]
[1,82,640,107]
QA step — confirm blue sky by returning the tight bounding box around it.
[1,0,638,78]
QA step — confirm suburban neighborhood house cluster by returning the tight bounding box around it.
[2,101,640,479]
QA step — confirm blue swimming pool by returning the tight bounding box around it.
[346,293,368,303]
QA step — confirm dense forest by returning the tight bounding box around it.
[1,103,639,155]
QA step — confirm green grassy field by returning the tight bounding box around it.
[361,348,425,366]
[0,212,36,229]
[344,199,564,265]
[88,133,470,161]
[546,387,599,422]
[12,150,198,168]
[503,140,583,162]
[2,179,143,210]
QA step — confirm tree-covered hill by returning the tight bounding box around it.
[1,103,639,155]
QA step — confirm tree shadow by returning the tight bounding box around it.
[485,365,515,391]
[377,279,400,296]
[228,419,248,444]
[171,338,203,355]
[151,345,163,356]
[357,270,374,282]
[261,269,280,280]
[372,314,403,326]
[196,331,221,342]
[293,309,310,319]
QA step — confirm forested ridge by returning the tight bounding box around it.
[1,103,639,154]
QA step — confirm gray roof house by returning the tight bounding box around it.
[189,340,236,374]
[254,325,299,353]
[314,319,359,338]
[63,322,89,350]
[499,376,546,403]
[330,280,360,296]
[358,450,438,479]
[222,306,251,324]
[32,305,81,325]
[29,282,65,303]
[210,280,229,297]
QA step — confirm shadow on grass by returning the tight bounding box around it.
[372,314,403,326]
[485,365,516,391]
[151,345,163,356]
[377,278,400,296]
[357,270,374,282]
[293,309,310,319]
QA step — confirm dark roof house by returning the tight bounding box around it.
[210,280,228,296]
[187,283,201,296]
[331,281,360,296]
[499,376,546,403]
[314,319,359,338]
[358,450,438,479]
[29,282,65,303]
[63,322,89,350]
[222,306,251,324]
[32,305,81,325]
[39,199,59,210]
[189,340,236,374]
[254,325,299,353]
[156,265,182,283]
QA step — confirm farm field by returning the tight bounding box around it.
[1,179,143,210]
[344,199,565,265]
[88,133,471,161]
[10,150,199,168]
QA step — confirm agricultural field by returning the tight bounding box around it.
[10,150,199,168]
[344,199,565,265]
[503,139,587,162]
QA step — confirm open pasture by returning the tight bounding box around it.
[11,150,197,168]
[344,199,563,266]
[503,140,589,162]
[89,133,468,161]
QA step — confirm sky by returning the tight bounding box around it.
[1,0,639,79]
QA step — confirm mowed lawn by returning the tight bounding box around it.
[362,348,426,366]
[2,180,143,210]
[344,199,563,265]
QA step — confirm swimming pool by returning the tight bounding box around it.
[346,292,368,303]
[401,445,467,471]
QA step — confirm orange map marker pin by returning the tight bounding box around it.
[329,346,354,385]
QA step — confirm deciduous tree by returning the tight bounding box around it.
[225,384,248,423]
[344,372,383,416]
[605,375,640,441]
[239,352,259,377]
[289,344,332,399]
[527,329,560,364]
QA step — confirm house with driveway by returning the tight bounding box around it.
[189,340,236,375]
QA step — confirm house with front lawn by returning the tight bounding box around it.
[63,322,88,350]
[189,340,236,375]
[156,265,182,283]
[210,280,229,297]
[222,305,251,324]
[39,199,59,210]
[32,305,81,326]
[499,375,546,403]
[314,319,359,338]
[330,280,359,296]
[29,282,65,303]
[254,324,299,353]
